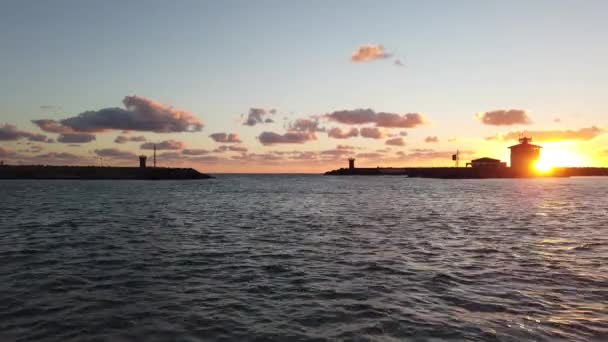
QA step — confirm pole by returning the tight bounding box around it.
[154,144,157,168]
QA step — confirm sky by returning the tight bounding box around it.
[1,0,607,173]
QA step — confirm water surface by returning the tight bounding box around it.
[1,176,607,341]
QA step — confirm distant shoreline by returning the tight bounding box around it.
[0,165,212,180]
[324,166,608,179]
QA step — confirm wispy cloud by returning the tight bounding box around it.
[114,135,146,144]
[360,127,386,139]
[258,131,316,145]
[57,133,96,143]
[325,109,426,128]
[209,132,242,143]
[0,124,49,142]
[486,126,605,142]
[327,127,359,139]
[477,109,531,126]
[351,45,391,62]
[140,140,184,150]
[385,137,405,146]
[94,148,137,160]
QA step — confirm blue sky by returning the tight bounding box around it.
[1,0,607,172]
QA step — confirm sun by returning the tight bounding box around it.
[534,160,553,173]
[533,143,588,173]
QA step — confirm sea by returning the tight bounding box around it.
[1,175,607,341]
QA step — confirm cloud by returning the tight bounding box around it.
[228,145,248,153]
[31,119,73,134]
[399,131,408,137]
[57,133,96,143]
[360,127,386,139]
[209,132,242,143]
[356,152,384,159]
[0,147,16,158]
[486,126,605,142]
[290,118,325,132]
[327,127,359,139]
[477,109,531,126]
[325,109,376,125]
[424,136,439,143]
[94,148,138,160]
[396,149,475,161]
[39,96,203,133]
[243,108,276,126]
[114,135,147,144]
[351,45,391,62]
[336,144,356,150]
[259,131,317,145]
[554,118,561,123]
[0,124,48,142]
[213,145,248,153]
[140,140,184,150]
[182,149,210,156]
[394,59,405,67]
[376,113,425,128]
[325,109,426,128]
[23,152,86,165]
[385,137,405,146]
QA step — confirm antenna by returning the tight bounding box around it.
[154,144,157,168]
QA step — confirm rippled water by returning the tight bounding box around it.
[1,176,608,341]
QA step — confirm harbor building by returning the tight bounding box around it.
[348,158,355,169]
[467,157,507,168]
[509,137,542,171]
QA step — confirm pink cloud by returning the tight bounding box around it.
[385,137,405,146]
[57,133,96,143]
[182,149,210,156]
[360,127,386,139]
[140,140,184,150]
[209,132,242,143]
[327,127,359,139]
[486,126,605,142]
[0,124,49,142]
[477,109,531,126]
[114,135,146,144]
[258,131,317,145]
[424,136,439,143]
[351,45,391,62]
[325,109,426,128]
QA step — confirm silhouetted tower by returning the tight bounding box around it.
[509,137,542,172]
[153,144,157,168]
[348,158,355,169]
[139,155,147,168]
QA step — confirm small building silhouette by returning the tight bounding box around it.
[509,137,542,171]
[139,155,147,168]
[348,158,355,169]
[467,157,507,168]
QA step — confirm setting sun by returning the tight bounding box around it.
[533,143,588,172]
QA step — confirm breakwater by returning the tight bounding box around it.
[324,166,608,178]
[0,165,211,180]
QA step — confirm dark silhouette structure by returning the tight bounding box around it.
[509,137,541,172]
[139,155,147,168]
[466,157,507,168]
[326,137,608,178]
[348,158,355,169]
